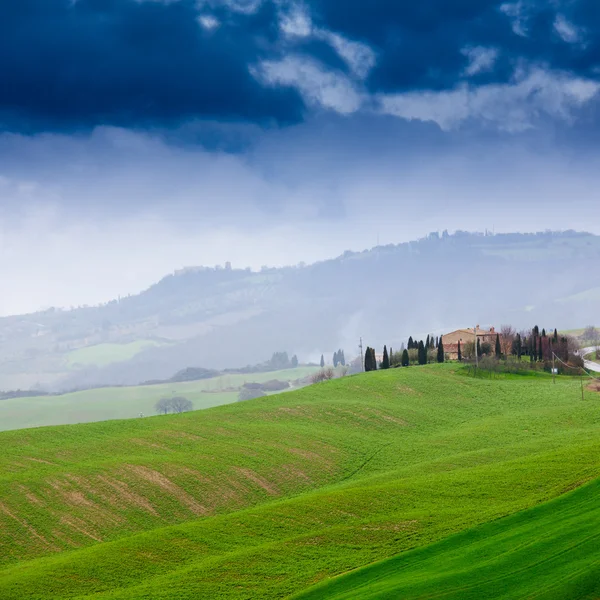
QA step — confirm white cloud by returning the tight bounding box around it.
[461,46,499,77]
[378,66,600,132]
[279,3,312,38]
[196,0,263,14]
[554,14,581,44]
[500,2,528,37]
[315,30,377,79]
[197,14,220,30]
[251,55,364,114]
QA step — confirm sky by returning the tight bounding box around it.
[2,0,600,315]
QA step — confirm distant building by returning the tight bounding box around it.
[442,326,498,360]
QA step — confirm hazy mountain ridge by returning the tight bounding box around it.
[1,230,599,391]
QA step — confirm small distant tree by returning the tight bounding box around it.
[408,336,414,350]
[371,347,378,370]
[477,338,482,358]
[500,325,515,359]
[170,396,194,414]
[495,333,502,358]
[155,398,172,415]
[291,355,299,368]
[382,345,390,369]
[402,349,409,367]
[457,340,462,362]
[538,336,543,362]
[541,328,546,338]
[437,336,445,363]
[426,335,430,350]
[553,328,559,343]
[320,354,325,368]
[430,336,435,349]
[340,350,346,366]
[333,351,339,368]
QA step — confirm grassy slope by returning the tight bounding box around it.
[0,365,599,599]
[0,366,318,432]
[295,476,600,600]
[65,341,165,368]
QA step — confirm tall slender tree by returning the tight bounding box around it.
[457,340,462,362]
[382,345,390,369]
[320,354,325,368]
[364,347,372,372]
[418,341,427,365]
[408,336,414,350]
[371,348,378,370]
[333,351,339,367]
[477,338,482,358]
[340,350,346,366]
[553,328,559,343]
[437,336,445,363]
[538,336,543,362]
[402,349,409,367]
[426,335,430,351]
[495,333,502,358]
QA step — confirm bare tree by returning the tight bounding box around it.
[310,367,335,384]
[170,396,194,413]
[155,396,194,414]
[500,325,515,358]
[155,397,173,415]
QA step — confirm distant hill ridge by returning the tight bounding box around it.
[1,230,599,391]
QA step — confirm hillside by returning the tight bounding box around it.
[1,364,599,598]
[2,230,600,391]
[295,477,600,600]
[0,366,318,432]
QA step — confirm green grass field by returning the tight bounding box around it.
[65,341,165,368]
[0,364,599,599]
[295,476,600,600]
[0,366,319,432]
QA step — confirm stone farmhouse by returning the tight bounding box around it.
[442,326,499,360]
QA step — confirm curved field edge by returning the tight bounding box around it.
[293,476,600,600]
[0,365,599,598]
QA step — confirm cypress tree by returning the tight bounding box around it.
[364,347,371,372]
[430,336,435,349]
[426,335,430,351]
[538,336,543,362]
[382,345,390,369]
[495,333,502,358]
[291,355,299,368]
[340,350,346,366]
[435,336,439,348]
[553,328,558,343]
[333,351,338,368]
[389,347,393,366]
[457,340,462,362]
[437,336,445,363]
[542,328,546,338]
[477,338,482,358]
[320,354,325,368]
[516,334,522,358]
[418,341,427,365]
[408,337,414,350]
[402,349,409,367]
[371,348,378,370]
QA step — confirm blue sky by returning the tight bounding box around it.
[1,0,600,313]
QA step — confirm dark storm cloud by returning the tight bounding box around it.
[308,0,600,91]
[0,0,302,132]
[1,0,600,133]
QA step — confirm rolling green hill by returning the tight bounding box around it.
[295,477,600,600]
[0,366,318,432]
[0,364,599,599]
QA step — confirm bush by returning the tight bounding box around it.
[310,368,335,384]
[238,388,267,402]
[260,380,290,392]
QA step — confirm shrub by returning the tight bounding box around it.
[238,388,267,402]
